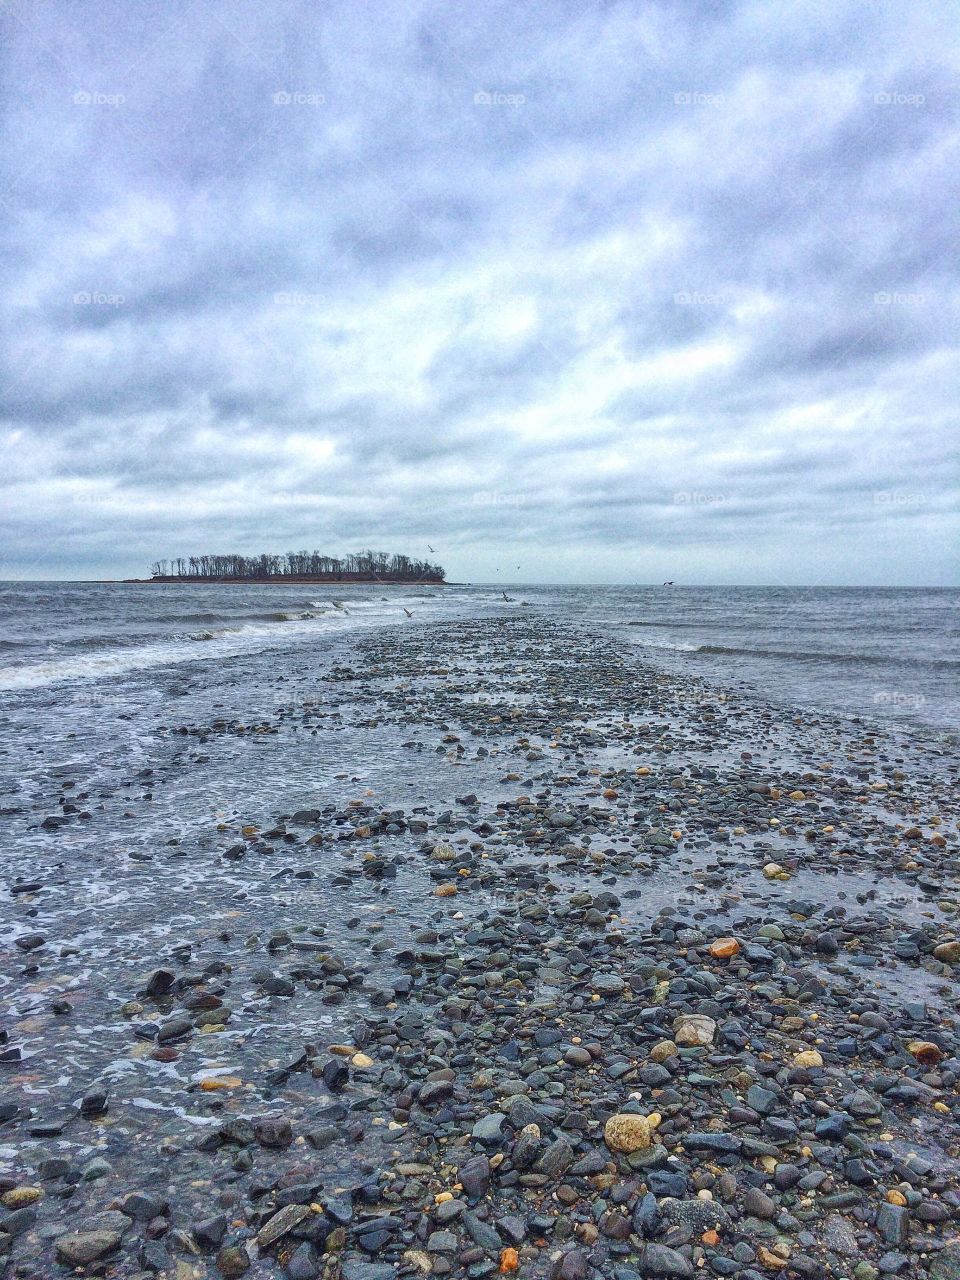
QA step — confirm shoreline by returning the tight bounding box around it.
[0,614,958,1278]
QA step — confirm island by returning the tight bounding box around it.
[142,549,445,583]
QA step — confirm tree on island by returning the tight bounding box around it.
[149,549,444,582]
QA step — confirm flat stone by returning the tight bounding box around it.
[257,1203,311,1247]
[55,1231,122,1266]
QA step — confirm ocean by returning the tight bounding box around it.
[0,582,956,733]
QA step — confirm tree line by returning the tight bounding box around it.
[149,549,445,582]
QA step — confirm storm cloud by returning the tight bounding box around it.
[1,0,957,582]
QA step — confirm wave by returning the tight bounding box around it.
[696,644,960,670]
[0,603,409,690]
[634,637,699,652]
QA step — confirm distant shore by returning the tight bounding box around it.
[122,575,450,585]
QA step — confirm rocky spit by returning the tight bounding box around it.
[1,614,959,1280]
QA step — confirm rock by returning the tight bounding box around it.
[534,1136,574,1177]
[661,1199,730,1234]
[746,1084,778,1115]
[605,1112,652,1153]
[649,1040,678,1063]
[427,1230,458,1252]
[823,1213,859,1256]
[80,1089,109,1117]
[875,1203,909,1246]
[743,1187,777,1220]
[672,1014,716,1046]
[553,1249,589,1280]
[906,1040,943,1065]
[0,1187,42,1208]
[933,941,960,964]
[709,937,740,959]
[683,1132,741,1154]
[791,1050,823,1069]
[217,1244,251,1276]
[258,1203,312,1247]
[459,1154,491,1199]
[462,1210,502,1250]
[55,1231,122,1265]
[639,1243,694,1276]
[419,1079,454,1106]
[145,968,175,996]
[930,1248,960,1279]
[255,1115,293,1147]
[157,1015,193,1042]
[593,974,626,996]
[286,1242,321,1279]
[193,1215,228,1249]
[121,1190,168,1220]
[472,1112,507,1145]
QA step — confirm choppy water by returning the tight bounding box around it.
[0,582,956,730]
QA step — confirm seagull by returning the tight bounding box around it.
[662,581,675,586]
[502,591,514,602]
[403,607,413,617]
[427,544,436,553]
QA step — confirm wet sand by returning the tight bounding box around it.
[1,614,959,1279]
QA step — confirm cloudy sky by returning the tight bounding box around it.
[1,0,957,583]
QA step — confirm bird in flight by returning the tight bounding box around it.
[662,581,675,586]
[427,544,436,553]
[403,607,413,617]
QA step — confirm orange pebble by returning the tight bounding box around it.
[500,1248,520,1273]
[709,937,740,960]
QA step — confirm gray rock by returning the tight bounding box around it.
[55,1231,122,1266]
[824,1212,859,1257]
[472,1112,507,1145]
[639,1243,695,1277]
[462,1210,502,1250]
[875,1203,909,1247]
[458,1154,491,1199]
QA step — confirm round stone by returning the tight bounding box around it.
[604,1112,651,1153]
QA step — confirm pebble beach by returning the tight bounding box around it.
[2,604,960,1280]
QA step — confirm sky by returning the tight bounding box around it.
[1,0,958,585]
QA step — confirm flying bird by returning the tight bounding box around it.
[502,591,514,602]
[403,607,413,617]
[427,544,436,553]
[662,581,675,586]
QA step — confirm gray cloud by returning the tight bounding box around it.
[0,0,957,583]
